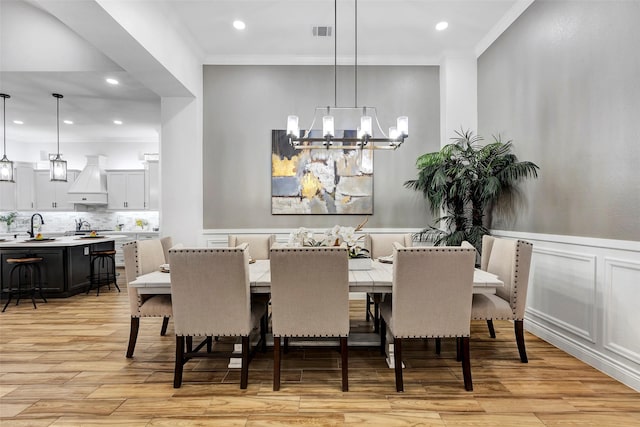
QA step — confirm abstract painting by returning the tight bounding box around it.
[272,129,373,215]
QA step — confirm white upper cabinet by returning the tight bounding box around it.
[15,163,35,211]
[34,170,78,211]
[145,160,159,211]
[107,170,145,210]
[0,180,16,211]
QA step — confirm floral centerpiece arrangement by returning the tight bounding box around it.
[288,218,370,260]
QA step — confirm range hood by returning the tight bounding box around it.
[67,155,108,205]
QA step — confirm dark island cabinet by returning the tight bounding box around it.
[0,240,115,298]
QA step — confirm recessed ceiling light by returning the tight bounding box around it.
[106,78,119,85]
[435,21,449,31]
[13,120,24,125]
[113,120,123,125]
[63,120,73,125]
[233,20,246,30]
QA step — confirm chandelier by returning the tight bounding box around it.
[286,0,408,150]
[0,93,14,182]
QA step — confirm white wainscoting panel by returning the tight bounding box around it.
[603,258,640,364]
[492,230,640,392]
[527,248,596,343]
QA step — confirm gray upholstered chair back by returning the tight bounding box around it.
[390,243,476,338]
[480,235,533,319]
[123,239,170,316]
[160,236,173,263]
[228,234,276,260]
[270,246,349,337]
[169,245,252,337]
[365,233,413,259]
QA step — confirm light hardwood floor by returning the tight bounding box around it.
[1,273,639,426]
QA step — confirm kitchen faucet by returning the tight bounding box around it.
[28,213,45,238]
[75,218,91,231]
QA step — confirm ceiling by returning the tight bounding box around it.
[0,0,530,145]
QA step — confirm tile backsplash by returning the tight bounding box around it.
[3,211,159,235]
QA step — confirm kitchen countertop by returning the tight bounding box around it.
[0,235,122,248]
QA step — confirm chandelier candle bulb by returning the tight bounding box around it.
[360,115,372,137]
[397,116,409,136]
[287,115,299,138]
[322,115,334,138]
[389,126,399,141]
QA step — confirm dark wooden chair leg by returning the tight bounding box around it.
[126,317,140,358]
[173,335,185,388]
[461,336,473,391]
[186,336,193,353]
[260,313,267,353]
[161,316,170,336]
[206,336,213,353]
[273,336,281,391]
[487,319,496,338]
[340,337,348,392]
[456,337,461,362]
[394,337,404,392]
[514,320,528,363]
[435,337,441,355]
[240,336,249,389]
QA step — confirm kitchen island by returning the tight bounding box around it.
[0,236,119,298]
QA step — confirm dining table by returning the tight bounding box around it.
[129,259,504,295]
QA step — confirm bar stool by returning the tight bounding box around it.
[87,249,120,296]
[2,256,47,312]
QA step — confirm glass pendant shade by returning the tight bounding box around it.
[0,93,14,182]
[0,155,14,182]
[287,115,299,138]
[50,155,67,181]
[389,126,399,141]
[322,115,334,137]
[397,116,409,136]
[360,115,372,137]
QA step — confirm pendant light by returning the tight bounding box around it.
[50,93,67,182]
[0,93,15,182]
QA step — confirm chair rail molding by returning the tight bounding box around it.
[491,229,640,392]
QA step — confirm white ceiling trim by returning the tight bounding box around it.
[474,0,535,57]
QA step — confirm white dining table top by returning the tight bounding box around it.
[129,259,503,295]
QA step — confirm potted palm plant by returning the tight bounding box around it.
[405,129,539,252]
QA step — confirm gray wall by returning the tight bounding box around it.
[478,1,640,241]
[203,65,440,229]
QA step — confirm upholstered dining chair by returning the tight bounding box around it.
[123,239,173,358]
[169,244,267,389]
[270,246,350,391]
[363,233,413,331]
[379,243,476,392]
[472,235,533,363]
[228,234,276,260]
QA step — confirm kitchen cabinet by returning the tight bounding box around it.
[15,163,35,210]
[0,180,16,211]
[107,170,145,210]
[34,170,79,211]
[0,239,115,297]
[145,160,159,211]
